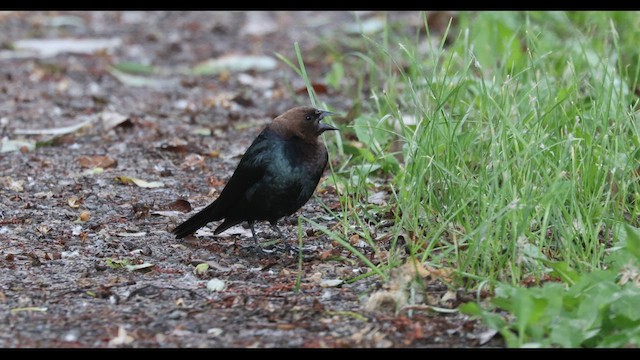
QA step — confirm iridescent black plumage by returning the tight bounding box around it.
[172,107,337,245]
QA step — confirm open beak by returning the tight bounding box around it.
[318,110,338,132]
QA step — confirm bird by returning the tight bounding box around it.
[172,106,338,250]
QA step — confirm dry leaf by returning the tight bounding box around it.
[1,137,36,153]
[164,199,192,213]
[181,154,206,170]
[114,176,164,188]
[151,210,185,217]
[401,260,431,279]
[1,177,25,192]
[367,191,387,205]
[11,37,122,58]
[207,328,223,337]
[14,117,94,135]
[115,232,147,237]
[207,176,225,188]
[108,326,134,347]
[76,155,117,169]
[194,263,209,276]
[192,54,277,76]
[207,278,226,292]
[101,111,130,130]
[108,68,177,88]
[37,225,51,235]
[159,143,204,154]
[79,210,91,222]
[68,196,83,208]
[320,279,344,288]
[349,234,360,246]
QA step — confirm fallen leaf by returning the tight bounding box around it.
[477,329,499,345]
[194,263,209,276]
[79,210,91,222]
[34,191,54,199]
[1,177,24,192]
[106,258,154,272]
[61,251,80,258]
[368,191,387,205]
[191,128,212,136]
[68,196,83,208]
[82,167,104,176]
[76,155,117,169]
[207,176,226,187]
[101,111,130,130]
[207,278,226,292]
[14,117,94,135]
[320,279,344,288]
[216,226,252,238]
[237,73,274,90]
[0,137,36,153]
[308,272,323,284]
[71,225,83,236]
[10,307,48,313]
[207,328,223,337]
[402,260,432,279]
[194,228,214,238]
[6,37,121,59]
[192,54,277,76]
[131,203,150,219]
[108,326,134,347]
[115,232,147,237]
[440,290,457,304]
[202,260,231,272]
[111,61,156,75]
[159,143,204,155]
[114,176,164,188]
[180,154,206,170]
[125,263,154,272]
[164,199,192,213]
[151,210,185,217]
[37,225,51,235]
[109,68,177,88]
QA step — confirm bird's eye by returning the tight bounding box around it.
[305,116,311,121]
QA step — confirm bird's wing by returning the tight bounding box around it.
[213,131,277,209]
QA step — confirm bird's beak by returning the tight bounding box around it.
[318,110,338,132]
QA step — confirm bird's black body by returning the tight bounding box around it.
[172,107,337,242]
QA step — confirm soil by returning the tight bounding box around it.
[0,11,503,348]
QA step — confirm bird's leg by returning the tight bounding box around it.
[249,221,259,247]
[270,223,292,253]
[249,221,276,254]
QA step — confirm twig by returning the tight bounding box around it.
[125,284,208,301]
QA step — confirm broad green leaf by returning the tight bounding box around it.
[623,223,640,261]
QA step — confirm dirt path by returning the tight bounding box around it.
[0,11,500,348]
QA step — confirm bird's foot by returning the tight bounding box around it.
[277,243,316,256]
[258,244,278,254]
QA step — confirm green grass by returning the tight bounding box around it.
[281,11,640,347]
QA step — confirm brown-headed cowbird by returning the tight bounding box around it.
[172,106,337,249]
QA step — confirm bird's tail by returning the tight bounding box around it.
[172,202,222,239]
